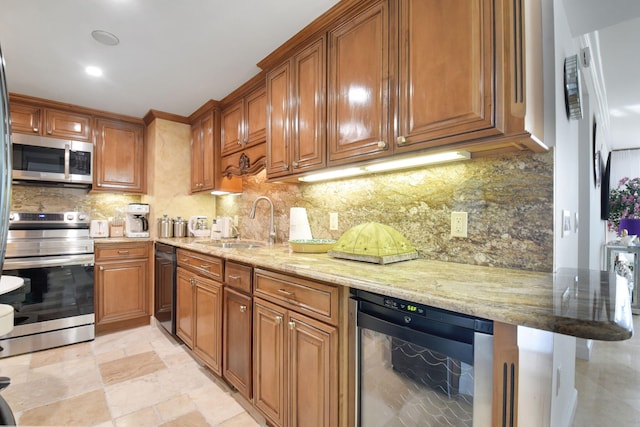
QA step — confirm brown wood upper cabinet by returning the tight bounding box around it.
[267,36,326,179]
[327,0,390,166]
[190,108,216,193]
[10,102,92,141]
[393,0,528,153]
[221,86,266,157]
[93,117,146,193]
[262,0,537,179]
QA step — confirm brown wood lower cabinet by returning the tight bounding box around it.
[253,297,338,427]
[223,287,253,400]
[176,266,223,375]
[94,242,150,334]
[176,249,224,376]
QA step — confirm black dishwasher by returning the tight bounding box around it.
[154,243,176,335]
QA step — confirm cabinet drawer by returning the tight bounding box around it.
[177,249,223,281]
[225,261,252,293]
[254,268,338,325]
[95,242,149,260]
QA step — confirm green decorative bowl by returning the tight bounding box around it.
[328,222,418,264]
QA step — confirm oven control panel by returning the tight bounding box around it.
[9,212,90,229]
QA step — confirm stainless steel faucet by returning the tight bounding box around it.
[249,196,276,245]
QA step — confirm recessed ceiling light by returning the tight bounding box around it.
[85,66,103,77]
[91,30,120,46]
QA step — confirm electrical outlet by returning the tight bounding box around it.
[451,211,468,237]
[329,212,339,231]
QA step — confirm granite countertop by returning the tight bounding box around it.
[156,237,634,341]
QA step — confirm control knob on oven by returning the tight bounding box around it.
[403,316,412,324]
[67,213,75,221]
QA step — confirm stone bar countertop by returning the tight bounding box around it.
[157,237,634,341]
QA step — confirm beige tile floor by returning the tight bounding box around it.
[0,315,636,426]
[573,314,640,426]
[0,323,262,426]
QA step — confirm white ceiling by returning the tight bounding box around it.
[563,0,640,150]
[0,0,340,118]
[1,0,639,150]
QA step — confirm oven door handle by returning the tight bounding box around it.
[357,310,475,365]
[3,254,95,270]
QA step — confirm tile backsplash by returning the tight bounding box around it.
[9,147,554,272]
[10,186,141,219]
[217,150,554,272]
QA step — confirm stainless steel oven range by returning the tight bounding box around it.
[0,212,94,358]
[351,289,494,427]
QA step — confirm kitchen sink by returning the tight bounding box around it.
[195,240,267,249]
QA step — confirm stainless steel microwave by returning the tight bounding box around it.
[11,133,93,186]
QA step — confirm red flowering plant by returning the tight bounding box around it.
[608,177,640,232]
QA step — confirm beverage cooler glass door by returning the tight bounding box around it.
[353,292,494,427]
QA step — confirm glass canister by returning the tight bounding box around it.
[173,216,188,237]
[157,214,173,238]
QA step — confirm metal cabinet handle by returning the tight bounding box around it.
[47,130,53,135]
[32,127,39,133]
[292,161,299,169]
[275,316,282,325]
[200,264,210,269]
[283,164,289,171]
[117,250,130,255]
[99,266,104,271]
[288,321,295,330]
[278,288,294,296]
[228,274,241,282]
[240,305,247,312]
[397,136,407,144]
[377,140,387,149]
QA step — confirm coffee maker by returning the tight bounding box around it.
[125,203,150,238]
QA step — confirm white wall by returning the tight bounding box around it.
[516,2,578,426]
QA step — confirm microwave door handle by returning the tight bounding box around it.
[64,143,70,179]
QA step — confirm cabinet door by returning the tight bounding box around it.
[245,87,267,148]
[253,298,286,427]
[94,118,146,193]
[176,268,195,348]
[190,111,216,193]
[221,100,243,156]
[395,0,497,151]
[190,119,205,193]
[327,0,390,165]
[95,258,149,333]
[9,103,41,134]
[193,278,223,376]
[266,61,291,178]
[45,108,92,141]
[292,37,326,174]
[223,287,253,400]
[288,312,338,427]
